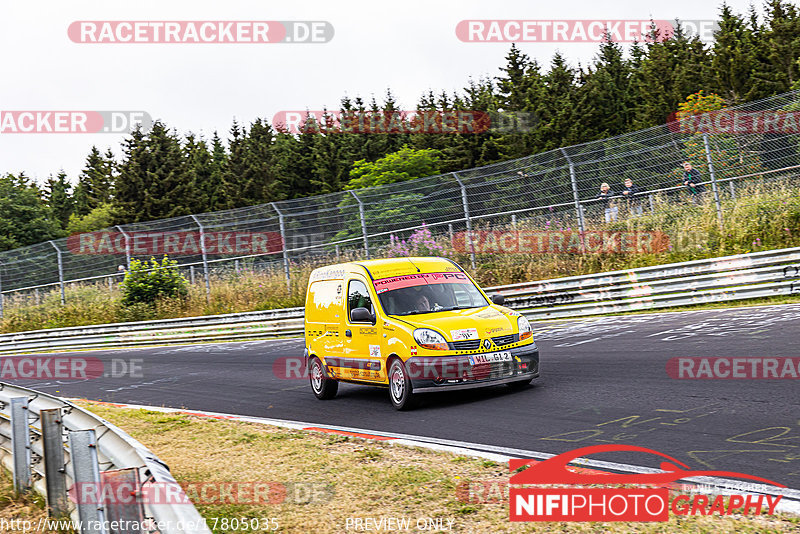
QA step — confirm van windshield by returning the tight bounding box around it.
[372,272,489,316]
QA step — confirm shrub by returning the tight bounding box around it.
[120,256,189,306]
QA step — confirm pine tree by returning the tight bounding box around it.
[496,44,534,111]
[113,122,193,223]
[184,134,214,213]
[748,1,800,99]
[208,132,229,209]
[712,5,758,103]
[45,170,74,230]
[537,53,580,150]
[0,173,61,250]
[74,146,114,216]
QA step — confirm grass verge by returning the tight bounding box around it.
[0,470,64,533]
[61,401,800,534]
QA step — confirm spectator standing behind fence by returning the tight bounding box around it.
[621,178,643,216]
[682,161,706,203]
[598,182,618,223]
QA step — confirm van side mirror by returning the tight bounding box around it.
[491,294,505,305]
[351,307,375,324]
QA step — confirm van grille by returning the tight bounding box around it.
[450,339,481,351]
[491,334,518,346]
[469,361,515,380]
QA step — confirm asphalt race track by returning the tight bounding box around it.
[8,304,800,488]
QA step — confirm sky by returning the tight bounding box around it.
[0,0,763,185]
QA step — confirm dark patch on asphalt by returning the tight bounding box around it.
[10,305,800,486]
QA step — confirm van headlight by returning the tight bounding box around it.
[518,315,533,341]
[413,329,449,351]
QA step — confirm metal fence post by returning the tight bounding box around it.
[190,215,211,300]
[559,148,586,233]
[41,408,69,518]
[729,179,736,199]
[68,430,109,534]
[559,148,586,250]
[10,397,31,493]
[348,191,370,259]
[649,194,655,213]
[271,203,292,293]
[702,134,724,228]
[114,225,131,269]
[452,172,476,270]
[48,241,66,305]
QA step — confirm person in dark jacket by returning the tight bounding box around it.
[682,161,706,203]
[598,182,618,222]
[621,178,643,216]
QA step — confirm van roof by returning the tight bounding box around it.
[308,257,462,282]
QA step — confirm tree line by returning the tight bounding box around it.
[2,1,800,252]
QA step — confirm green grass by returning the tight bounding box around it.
[0,470,69,533]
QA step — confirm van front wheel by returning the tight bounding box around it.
[388,358,417,410]
[309,357,338,400]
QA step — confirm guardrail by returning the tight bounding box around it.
[488,246,800,319]
[0,382,211,533]
[0,247,799,355]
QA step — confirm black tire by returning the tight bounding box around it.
[388,358,418,410]
[309,357,338,400]
[506,377,533,390]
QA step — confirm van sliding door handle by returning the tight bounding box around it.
[345,329,352,337]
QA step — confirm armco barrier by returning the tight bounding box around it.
[0,382,211,533]
[488,246,800,318]
[0,247,799,354]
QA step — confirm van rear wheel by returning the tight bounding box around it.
[388,358,417,410]
[309,357,338,400]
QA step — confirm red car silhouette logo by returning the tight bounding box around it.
[509,444,785,488]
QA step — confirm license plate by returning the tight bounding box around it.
[469,351,512,365]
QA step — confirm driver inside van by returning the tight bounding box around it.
[414,293,431,312]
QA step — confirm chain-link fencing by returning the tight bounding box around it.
[2,89,800,317]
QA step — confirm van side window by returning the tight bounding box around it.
[348,280,373,318]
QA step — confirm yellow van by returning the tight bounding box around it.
[304,256,539,409]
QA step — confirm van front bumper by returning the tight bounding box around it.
[406,343,539,393]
